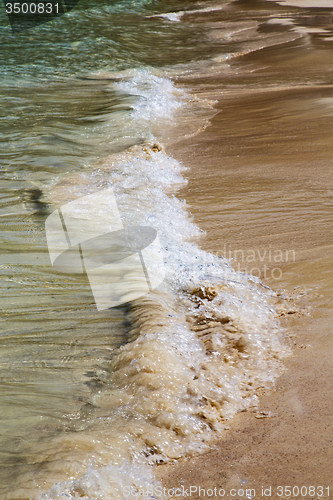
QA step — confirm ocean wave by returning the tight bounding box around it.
[38,70,288,499]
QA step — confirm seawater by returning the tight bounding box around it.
[0,0,303,497]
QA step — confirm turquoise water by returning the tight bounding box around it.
[0,0,225,80]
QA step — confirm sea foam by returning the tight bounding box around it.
[38,70,288,500]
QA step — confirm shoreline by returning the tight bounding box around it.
[157,10,333,494]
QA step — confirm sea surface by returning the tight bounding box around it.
[1,0,333,498]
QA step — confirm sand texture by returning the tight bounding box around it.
[158,0,333,495]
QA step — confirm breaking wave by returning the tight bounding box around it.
[38,70,288,499]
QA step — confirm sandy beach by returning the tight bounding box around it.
[157,2,333,496]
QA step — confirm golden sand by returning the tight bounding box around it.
[157,3,333,495]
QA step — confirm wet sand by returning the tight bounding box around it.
[158,2,333,496]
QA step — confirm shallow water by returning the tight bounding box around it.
[1,0,333,498]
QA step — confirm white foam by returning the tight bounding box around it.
[38,460,161,500]
[40,69,288,500]
[114,70,185,125]
[148,12,184,22]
